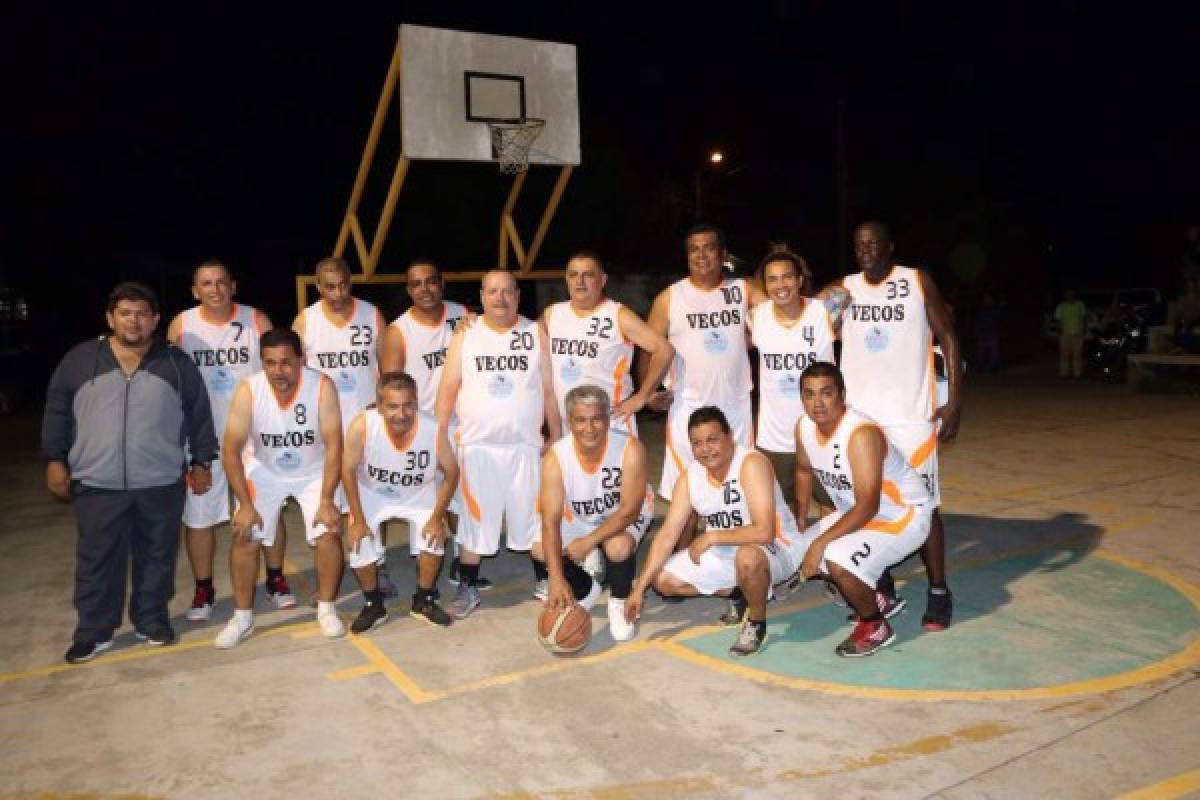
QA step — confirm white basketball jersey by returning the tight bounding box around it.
[456,316,545,449]
[798,407,931,528]
[356,409,438,506]
[302,298,380,430]
[392,301,466,416]
[552,431,653,537]
[246,368,326,480]
[687,446,799,550]
[840,266,935,425]
[752,299,837,452]
[545,299,636,435]
[666,277,753,408]
[179,304,261,439]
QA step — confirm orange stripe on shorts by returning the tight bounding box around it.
[458,450,483,522]
[909,430,938,468]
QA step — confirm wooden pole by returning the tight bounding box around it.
[503,215,527,268]
[295,276,308,317]
[497,170,528,269]
[335,39,402,260]
[523,165,573,271]
[347,213,370,269]
[365,156,410,277]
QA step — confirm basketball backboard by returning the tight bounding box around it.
[398,24,581,166]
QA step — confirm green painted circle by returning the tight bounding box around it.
[681,552,1200,691]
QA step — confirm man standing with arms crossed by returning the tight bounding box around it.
[834,221,962,630]
[168,259,295,621]
[295,257,396,595]
[436,270,561,619]
[215,329,346,648]
[341,372,459,632]
[646,224,754,500]
[535,385,655,641]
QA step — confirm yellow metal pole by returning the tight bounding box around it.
[347,214,370,269]
[365,156,411,277]
[334,39,402,261]
[503,215,527,268]
[523,165,573,272]
[295,276,308,317]
[497,170,527,269]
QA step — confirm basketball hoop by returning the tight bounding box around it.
[488,117,545,174]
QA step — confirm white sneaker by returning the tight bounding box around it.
[582,548,606,584]
[533,579,548,603]
[214,612,254,649]
[607,597,636,642]
[579,578,603,612]
[317,605,346,639]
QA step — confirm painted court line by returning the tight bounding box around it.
[658,548,1200,703]
[1115,768,1200,800]
[0,618,324,685]
[487,721,1020,799]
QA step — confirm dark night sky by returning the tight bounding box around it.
[4,4,1199,346]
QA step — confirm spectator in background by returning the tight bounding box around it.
[975,291,1001,373]
[1054,288,1088,378]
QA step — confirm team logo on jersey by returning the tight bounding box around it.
[335,370,357,393]
[274,451,303,472]
[865,326,890,353]
[777,373,801,397]
[209,367,236,394]
[487,374,514,398]
[559,357,583,384]
[702,329,729,353]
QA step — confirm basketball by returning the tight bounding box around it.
[537,603,592,655]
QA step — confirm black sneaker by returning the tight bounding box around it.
[410,594,453,627]
[350,602,389,634]
[921,588,953,631]
[446,559,494,590]
[134,625,176,647]
[717,593,748,626]
[728,620,767,657]
[65,639,113,664]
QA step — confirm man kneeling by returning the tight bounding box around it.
[535,385,654,641]
[342,371,459,633]
[625,406,806,657]
[794,362,933,656]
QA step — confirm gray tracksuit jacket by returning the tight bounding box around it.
[41,337,217,490]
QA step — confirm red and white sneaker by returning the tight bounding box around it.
[848,590,907,623]
[266,574,297,610]
[186,586,215,622]
[836,617,896,657]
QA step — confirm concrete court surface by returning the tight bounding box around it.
[1,371,1198,799]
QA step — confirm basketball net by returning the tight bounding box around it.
[488,118,546,174]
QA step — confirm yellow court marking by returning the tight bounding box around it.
[1115,768,1200,800]
[0,618,323,685]
[328,664,378,681]
[487,721,1018,799]
[344,633,437,704]
[424,640,656,702]
[654,547,1200,703]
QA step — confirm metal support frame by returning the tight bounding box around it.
[322,33,576,314]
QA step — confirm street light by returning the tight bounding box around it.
[695,150,735,217]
